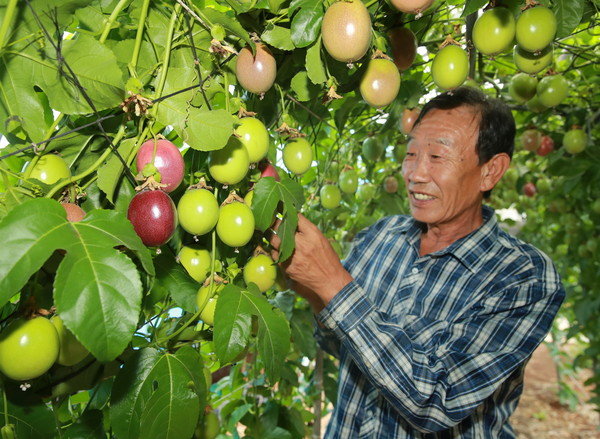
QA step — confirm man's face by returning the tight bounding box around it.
[401,106,486,230]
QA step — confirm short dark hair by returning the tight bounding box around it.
[411,86,515,198]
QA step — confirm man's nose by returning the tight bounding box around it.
[406,154,429,183]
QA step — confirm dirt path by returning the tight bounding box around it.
[511,344,599,438]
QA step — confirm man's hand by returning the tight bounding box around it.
[270,213,353,313]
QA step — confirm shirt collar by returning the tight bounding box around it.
[389,205,500,272]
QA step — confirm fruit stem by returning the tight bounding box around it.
[148,3,182,118]
[45,124,127,199]
[128,0,151,76]
[2,382,9,428]
[0,0,18,52]
[99,0,130,44]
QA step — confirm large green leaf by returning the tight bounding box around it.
[306,38,327,85]
[554,0,586,38]
[261,23,295,51]
[96,138,137,203]
[0,381,56,439]
[214,284,290,382]
[154,66,234,151]
[63,410,106,439]
[110,347,206,439]
[153,252,199,313]
[0,198,154,361]
[252,177,304,262]
[289,0,324,48]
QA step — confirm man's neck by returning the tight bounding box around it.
[419,212,484,256]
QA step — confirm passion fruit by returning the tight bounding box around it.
[359,58,401,108]
[388,27,417,71]
[536,74,568,107]
[235,43,277,95]
[513,44,553,74]
[389,0,433,16]
[515,6,557,53]
[431,44,468,90]
[321,0,372,63]
[508,73,538,103]
[473,7,515,56]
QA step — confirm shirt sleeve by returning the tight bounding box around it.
[317,273,565,433]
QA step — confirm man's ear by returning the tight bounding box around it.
[480,153,511,193]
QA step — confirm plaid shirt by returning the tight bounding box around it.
[316,206,565,438]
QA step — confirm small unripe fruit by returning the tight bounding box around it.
[536,74,568,107]
[208,137,250,185]
[431,45,468,90]
[508,73,538,103]
[563,128,587,154]
[513,44,553,74]
[236,117,270,163]
[401,108,420,134]
[62,203,86,222]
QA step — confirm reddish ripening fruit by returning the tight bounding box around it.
[521,129,541,152]
[127,190,177,247]
[259,162,280,181]
[321,0,372,63]
[136,139,185,193]
[390,0,433,16]
[383,176,399,194]
[388,27,417,71]
[401,108,420,134]
[62,203,86,222]
[235,44,277,95]
[359,58,401,108]
[537,135,555,156]
[522,182,537,197]
[473,7,515,56]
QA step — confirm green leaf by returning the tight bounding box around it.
[36,34,125,114]
[97,138,137,203]
[0,198,154,361]
[154,67,234,151]
[201,8,253,48]
[306,38,327,85]
[214,284,290,382]
[213,284,253,364]
[64,409,106,439]
[553,0,585,38]
[290,0,324,48]
[153,253,199,313]
[0,381,56,439]
[290,71,320,101]
[261,24,295,51]
[461,0,488,17]
[111,347,205,439]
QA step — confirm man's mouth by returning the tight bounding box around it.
[412,192,435,201]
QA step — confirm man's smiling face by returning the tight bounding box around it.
[402,106,488,232]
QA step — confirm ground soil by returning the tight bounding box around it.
[511,344,599,438]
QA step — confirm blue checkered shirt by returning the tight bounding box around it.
[316,206,565,438]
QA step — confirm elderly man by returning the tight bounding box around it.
[270,86,565,438]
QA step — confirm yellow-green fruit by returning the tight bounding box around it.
[179,246,212,283]
[473,7,515,55]
[513,44,553,74]
[208,137,250,185]
[321,0,372,63]
[177,189,220,236]
[243,254,278,292]
[515,6,557,53]
[283,138,313,175]
[0,317,59,381]
[51,315,89,366]
[196,284,224,327]
[236,117,270,163]
[431,45,468,90]
[359,58,401,108]
[28,154,71,185]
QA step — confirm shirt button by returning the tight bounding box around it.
[412,267,419,274]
